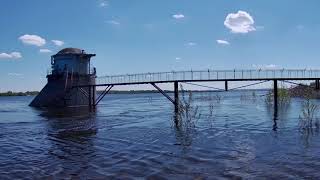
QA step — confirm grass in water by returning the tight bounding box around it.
[173,85,202,146]
[240,90,258,103]
[208,92,223,113]
[177,85,201,126]
[299,89,320,132]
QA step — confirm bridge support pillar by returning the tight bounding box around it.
[87,85,96,109]
[89,85,92,108]
[92,86,96,108]
[315,79,320,90]
[274,80,278,117]
[225,81,228,91]
[151,83,177,112]
[174,81,179,113]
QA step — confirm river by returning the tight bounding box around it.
[0,90,319,179]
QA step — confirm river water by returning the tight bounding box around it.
[0,91,319,179]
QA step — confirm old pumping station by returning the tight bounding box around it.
[30,48,320,118]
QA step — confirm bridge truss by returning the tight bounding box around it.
[74,69,320,119]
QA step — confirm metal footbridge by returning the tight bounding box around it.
[95,69,320,86]
[75,69,320,114]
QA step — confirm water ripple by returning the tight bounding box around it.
[0,93,320,178]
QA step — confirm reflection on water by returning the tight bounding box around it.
[0,92,320,179]
[40,107,97,137]
[41,107,98,178]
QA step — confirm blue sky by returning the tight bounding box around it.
[1,0,320,91]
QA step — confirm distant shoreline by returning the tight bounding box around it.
[2,87,318,99]
[0,91,39,97]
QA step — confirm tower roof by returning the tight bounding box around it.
[57,48,84,55]
[53,48,96,58]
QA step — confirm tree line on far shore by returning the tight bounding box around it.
[0,91,39,96]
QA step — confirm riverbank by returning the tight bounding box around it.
[289,82,320,98]
[0,91,39,96]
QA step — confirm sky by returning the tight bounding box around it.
[1,0,320,91]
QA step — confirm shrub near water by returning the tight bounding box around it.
[263,84,319,131]
[265,88,291,106]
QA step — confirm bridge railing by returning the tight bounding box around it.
[96,69,320,85]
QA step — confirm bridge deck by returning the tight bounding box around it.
[75,69,320,112]
[94,69,320,86]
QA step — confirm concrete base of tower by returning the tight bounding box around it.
[29,73,96,108]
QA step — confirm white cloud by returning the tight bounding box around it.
[107,20,120,25]
[8,73,23,76]
[19,34,46,46]
[0,52,22,59]
[186,42,197,46]
[99,0,108,7]
[265,64,277,68]
[39,49,52,53]
[216,40,230,45]
[173,14,185,19]
[175,57,182,63]
[224,10,256,34]
[10,52,22,58]
[252,64,279,69]
[51,40,64,46]
[0,53,12,59]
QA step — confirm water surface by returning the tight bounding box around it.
[0,91,319,179]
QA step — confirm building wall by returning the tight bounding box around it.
[29,74,96,108]
[66,75,96,107]
[52,55,90,75]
